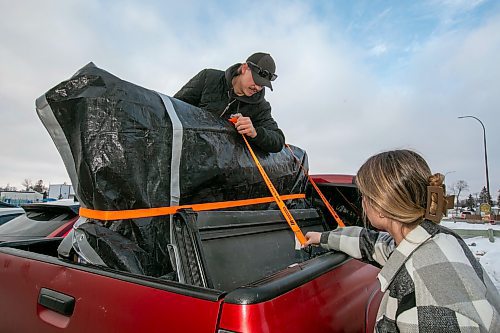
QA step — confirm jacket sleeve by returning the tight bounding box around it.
[173,69,207,106]
[247,101,285,153]
[320,226,395,267]
[396,306,486,332]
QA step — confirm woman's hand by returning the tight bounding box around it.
[303,231,322,247]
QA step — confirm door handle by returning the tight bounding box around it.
[38,288,75,316]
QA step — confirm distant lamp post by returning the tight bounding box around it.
[444,170,456,178]
[444,170,455,195]
[458,115,490,204]
[443,171,456,214]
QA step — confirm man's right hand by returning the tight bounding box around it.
[230,113,257,138]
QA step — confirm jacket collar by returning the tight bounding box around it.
[377,220,439,291]
[224,63,265,105]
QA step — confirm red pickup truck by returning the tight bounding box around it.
[0,175,381,333]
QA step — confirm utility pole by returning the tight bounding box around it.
[458,116,490,204]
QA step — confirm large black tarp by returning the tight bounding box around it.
[36,62,309,277]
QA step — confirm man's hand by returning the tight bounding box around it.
[231,113,257,138]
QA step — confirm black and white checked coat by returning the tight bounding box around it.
[320,220,500,332]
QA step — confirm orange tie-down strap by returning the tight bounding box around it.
[239,136,307,245]
[79,193,305,221]
[285,144,345,228]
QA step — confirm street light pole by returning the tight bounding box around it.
[444,170,457,215]
[458,115,490,203]
[444,170,456,178]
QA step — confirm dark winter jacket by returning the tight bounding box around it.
[173,64,285,153]
[320,220,500,332]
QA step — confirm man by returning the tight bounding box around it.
[174,52,285,153]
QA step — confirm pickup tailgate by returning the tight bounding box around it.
[0,245,223,333]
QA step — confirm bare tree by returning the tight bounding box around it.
[447,185,456,196]
[21,178,33,191]
[453,180,469,209]
[3,183,16,191]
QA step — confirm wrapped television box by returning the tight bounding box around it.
[36,62,308,277]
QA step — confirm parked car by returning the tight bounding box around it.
[461,210,473,219]
[0,202,25,226]
[0,199,78,242]
[0,175,382,332]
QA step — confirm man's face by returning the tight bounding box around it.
[239,64,263,96]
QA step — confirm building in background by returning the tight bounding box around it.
[0,190,43,206]
[48,184,75,200]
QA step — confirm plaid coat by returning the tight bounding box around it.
[320,220,500,332]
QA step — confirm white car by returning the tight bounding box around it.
[0,199,79,242]
[0,203,25,226]
[460,211,473,219]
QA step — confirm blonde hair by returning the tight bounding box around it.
[356,150,445,226]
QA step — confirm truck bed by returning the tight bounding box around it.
[0,207,381,332]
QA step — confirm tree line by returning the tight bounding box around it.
[448,180,498,209]
[0,179,49,194]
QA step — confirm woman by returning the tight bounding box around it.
[304,150,500,332]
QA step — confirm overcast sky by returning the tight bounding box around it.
[1,0,499,201]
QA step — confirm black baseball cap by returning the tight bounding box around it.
[246,52,277,91]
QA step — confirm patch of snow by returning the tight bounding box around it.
[440,219,500,292]
[464,236,500,291]
[441,219,500,230]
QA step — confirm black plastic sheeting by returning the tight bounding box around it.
[37,62,309,277]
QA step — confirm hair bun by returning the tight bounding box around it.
[428,173,444,187]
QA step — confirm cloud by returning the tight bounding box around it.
[429,0,486,14]
[426,0,488,29]
[0,1,498,198]
[369,43,389,56]
[385,12,500,194]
